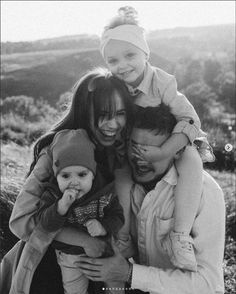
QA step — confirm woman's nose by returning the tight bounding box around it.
[107,117,118,128]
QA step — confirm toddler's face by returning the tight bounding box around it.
[104,39,147,88]
[57,166,94,199]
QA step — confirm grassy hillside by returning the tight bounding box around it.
[1,48,173,105]
[1,24,234,105]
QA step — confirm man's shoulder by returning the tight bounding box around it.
[202,170,224,200]
[203,170,222,189]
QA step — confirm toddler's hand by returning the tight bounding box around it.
[85,219,107,237]
[57,189,78,215]
[136,144,168,162]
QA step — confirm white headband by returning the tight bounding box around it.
[100,24,150,58]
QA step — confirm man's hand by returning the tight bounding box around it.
[76,238,129,283]
[57,189,77,215]
[85,219,107,237]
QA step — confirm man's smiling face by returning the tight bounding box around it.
[128,127,174,183]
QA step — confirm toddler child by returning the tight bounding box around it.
[37,129,125,294]
[100,6,215,271]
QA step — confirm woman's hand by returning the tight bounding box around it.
[76,239,129,282]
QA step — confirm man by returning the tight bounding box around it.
[77,104,225,294]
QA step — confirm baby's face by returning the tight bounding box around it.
[57,166,94,198]
[104,39,147,88]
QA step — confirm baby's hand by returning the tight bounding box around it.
[85,219,107,237]
[57,189,78,215]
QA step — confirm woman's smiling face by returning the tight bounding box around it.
[90,90,127,147]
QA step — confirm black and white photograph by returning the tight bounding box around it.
[0,1,235,294]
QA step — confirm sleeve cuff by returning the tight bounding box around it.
[44,202,66,231]
[132,264,164,293]
[172,120,205,144]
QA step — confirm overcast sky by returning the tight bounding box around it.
[1,1,235,42]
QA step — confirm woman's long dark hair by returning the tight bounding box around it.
[27,67,134,176]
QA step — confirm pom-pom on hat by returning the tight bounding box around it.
[100,6,150,58]
[51,129,97,176]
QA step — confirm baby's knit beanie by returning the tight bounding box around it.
[51,129,97,176]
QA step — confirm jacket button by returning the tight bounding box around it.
[189,119,194,124]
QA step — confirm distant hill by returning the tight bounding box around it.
[1,23,234,57]
[148,24,234,39]
[1,24,234,105]
[1,34,100,55]
[1,48,173,105]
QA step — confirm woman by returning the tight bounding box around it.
[2,68,134,294]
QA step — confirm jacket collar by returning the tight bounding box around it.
[154,165,178,188]
[135,62,154,95]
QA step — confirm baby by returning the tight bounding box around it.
[37,129,124,294]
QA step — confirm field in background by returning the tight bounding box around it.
[0,142,235,293]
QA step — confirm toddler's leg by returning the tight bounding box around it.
[162,146,203,271]
[174,146,203,234]
[56,250,88,294]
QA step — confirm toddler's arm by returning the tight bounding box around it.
[138,132,189,162]
[162,75,203,143]
[140,74,204,162]
[37,188,77,232]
